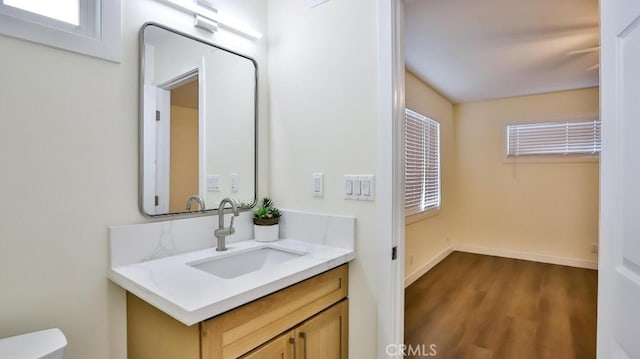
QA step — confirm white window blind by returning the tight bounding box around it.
[506,120,601,157]
[405,109,441,216]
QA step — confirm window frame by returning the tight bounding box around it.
[0,0,121,62]
[404,108,441,222]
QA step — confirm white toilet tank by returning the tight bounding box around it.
[0,328,67,359]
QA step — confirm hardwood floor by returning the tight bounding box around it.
[404,252,598,359]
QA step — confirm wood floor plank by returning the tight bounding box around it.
[405,252,597,359]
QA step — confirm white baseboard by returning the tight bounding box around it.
[453,245,598,270]
[404,247,453,288]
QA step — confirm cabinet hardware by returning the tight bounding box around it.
[289,337,297,359]
[299,332,307,359]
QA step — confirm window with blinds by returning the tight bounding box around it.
[405,109,441,216]
[506,120,601,157]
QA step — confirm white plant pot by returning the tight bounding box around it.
[254,224,279,242]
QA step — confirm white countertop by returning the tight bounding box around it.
[109,239,354,326]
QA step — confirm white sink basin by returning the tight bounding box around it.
[189,247,304,279]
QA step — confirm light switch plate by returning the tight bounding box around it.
[344,174,374,201]
[230,173,239,193]
[312,172,324,198]
[207,174,221,192]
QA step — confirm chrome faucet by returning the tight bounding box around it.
[185,194,206,212]
[214,198,239,251]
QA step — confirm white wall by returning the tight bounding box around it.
[268,1,380,358]
[452,88,600,265]
[404,74,600,272]
[0,1,268,358]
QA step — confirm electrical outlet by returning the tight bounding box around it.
[591,243,599,253]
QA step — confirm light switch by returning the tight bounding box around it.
[207,174,220,192]
[312,172,324,198]
[345,177,353,195]
[362,178,371,196]
[230,173,239,193]
[354,179,362,196]
[362,175,375,201]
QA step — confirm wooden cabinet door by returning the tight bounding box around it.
[201,265,348,359]
[295,300,348,359]
[242,331,295,359]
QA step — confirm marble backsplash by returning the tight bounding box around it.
[109,210,355,267]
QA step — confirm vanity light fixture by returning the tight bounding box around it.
[194,14,218,33]
[154,0,262,39]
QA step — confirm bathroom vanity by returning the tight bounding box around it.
[109,210,355,359]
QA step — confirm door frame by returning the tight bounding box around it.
[157,69,198,213]
[377,0,406,357]
[156,59,207,208]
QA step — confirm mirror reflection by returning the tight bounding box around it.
[140,24,257,216]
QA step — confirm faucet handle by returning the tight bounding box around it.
[229,216,236,235]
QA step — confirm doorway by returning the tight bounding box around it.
[168,77,200,213]
[154,68,204,214]
[399,0,600,357]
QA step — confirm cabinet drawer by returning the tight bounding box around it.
[202,264,348,359]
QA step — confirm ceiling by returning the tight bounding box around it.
[404,0,600,104]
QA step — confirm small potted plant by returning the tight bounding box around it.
[253,197,282,242]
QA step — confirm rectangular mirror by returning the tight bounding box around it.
[140,23,257,216]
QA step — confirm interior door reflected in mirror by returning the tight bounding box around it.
[140,23,257,216]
